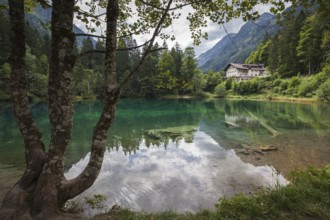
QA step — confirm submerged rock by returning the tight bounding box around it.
[259,145,278,152]
[144,125,197,143]
[236,144,278,156]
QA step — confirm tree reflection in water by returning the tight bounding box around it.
[0,99,329,210]
[65,130,287,215]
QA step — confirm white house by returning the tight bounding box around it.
[224,63,269,81]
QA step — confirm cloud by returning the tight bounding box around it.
[65,131,287,215]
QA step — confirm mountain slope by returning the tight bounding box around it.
[198,33,236,67]
[198,13,279,72]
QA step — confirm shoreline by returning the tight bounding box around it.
[1,94,323,105]
[157,94,321,104]
[227,94,318,104]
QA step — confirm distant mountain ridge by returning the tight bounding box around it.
[197,12,279,72]
[198,33,236,67]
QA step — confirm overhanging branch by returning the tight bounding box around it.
[75,31,142,39]
[76,40,152,57]
[139,0,189,11]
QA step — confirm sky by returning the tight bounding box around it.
[158,3,276,56]
[74,2,276,57]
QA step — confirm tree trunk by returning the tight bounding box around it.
[1,0,120,219]
[1,0,173,218]
[0,0,46,219]
[31,0,77,216]
[59,0,120,203]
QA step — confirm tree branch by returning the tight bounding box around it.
[32,0,77,209]
[76,40,152,58]
[75,33,106,39]
[139,0,189,11]
[60,0,120,202]
[75,31,142,39]
[7,0,46,186]
[1,0,46,214]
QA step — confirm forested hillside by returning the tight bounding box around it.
[245,3,330,77]
[236,1,330,100]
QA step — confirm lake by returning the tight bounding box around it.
[1,99,330,213]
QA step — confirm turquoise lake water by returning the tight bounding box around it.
[0,99,329,213]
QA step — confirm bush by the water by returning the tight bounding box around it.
[214,83,227,97]
[317,79,330,103]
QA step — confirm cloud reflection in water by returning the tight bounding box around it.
[65,131,287,214]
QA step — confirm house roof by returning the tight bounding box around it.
[224,63,266,71]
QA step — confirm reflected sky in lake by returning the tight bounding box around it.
[1,99,329,212]
[65,130,287,214]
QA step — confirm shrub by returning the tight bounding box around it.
[85,194,107,210]
[214,83,227,98]
[225,78,233,90]
[279,80,289,92]
[288,76,301,88]
[273,78,282,87]
[298,77,319,97]
[317,79,330,103]
[194,91,209,98]
[315,65,330,83]
[272,86,280,94]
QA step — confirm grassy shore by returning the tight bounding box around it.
[93,165,330,219]
[227,94,318,104]
[159,93,320,104]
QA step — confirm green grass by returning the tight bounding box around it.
[217,165,330,219]
[227,94,317,103]
[94,164,330,220]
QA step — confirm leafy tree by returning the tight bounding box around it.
[134,43,160,97]
[245,40,270,65]
[297,15,322,75]
[258,40,271,65]
[171,43,184,93]
[321,31,330,64]
[214,82,227,97]
[278,11,306,77]
[80,37,95,69]
[181,46,198,93]
[204,70,223,93]
[191,70,206,95]
[297,77,319,97]
[245,42,264,64]
[317,78,330,103]
[268,35,280,73]
[156,49,178,94]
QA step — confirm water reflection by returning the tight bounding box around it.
[1,99,330,211]
[0,99,329,171]
[65,131,287,214]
